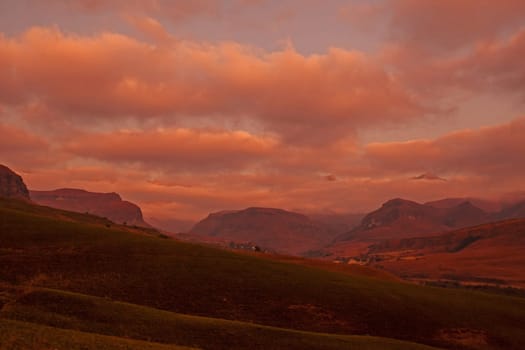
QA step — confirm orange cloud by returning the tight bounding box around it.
[0,122,48,152]
[37,0,220,21]
[0,26,422,144]
[65,128,278,171]
[125,15,174,44]
[0,122,52,168]
[457,29,525,94]
[387,0,525,50]
[366,117,525,177]
[381,26,525,104]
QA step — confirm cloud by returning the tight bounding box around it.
[324,174,337,182]
[0,121,57,168]
[411,173,446,182]
[0,122,48,152]
[3,4,524,223]
[386,0,525,51]
[0,26,423,144]
[36,0,221,21]
[381,26,525,107]
[456,28,525,96]
[65,128,279,171]
[124,15,174,44]
[365,117,525,178]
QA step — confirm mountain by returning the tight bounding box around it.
[425,197,502,212]
[0,164,30,200]
[307,212,365,236]
[365,218,525,288]
[442,201,490,228]
[326,198,492,257]
[147,216,196,234]
[337,198,490,242]
[1,196,525,350]
[30,188,149,227]
[497,200,525,220]
[190,207,336,255]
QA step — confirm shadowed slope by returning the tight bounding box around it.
[0,319,194,350]
[1,289,440,350]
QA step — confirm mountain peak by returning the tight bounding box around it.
[381,198,419,208]
[190,207,331,255]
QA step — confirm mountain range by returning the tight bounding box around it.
[2,163,525,349]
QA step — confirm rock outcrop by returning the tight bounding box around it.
[30,188,149,227]
[0,164,30,200]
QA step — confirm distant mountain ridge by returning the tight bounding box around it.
[497,200,525,221]
[190,207,337,255]
[30,188,149,228]
[335,198,492,243]
[425,197,502,212]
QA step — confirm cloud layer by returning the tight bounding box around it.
[1,0,525,224]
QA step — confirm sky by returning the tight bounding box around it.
[1,0,525,225]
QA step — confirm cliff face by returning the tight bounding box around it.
[30,188,149,227]
[0,165,30,200]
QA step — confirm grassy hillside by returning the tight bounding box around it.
[1,289,439,350]
[2,197,525,349]
[0,319,194,350]
[367,219,525,288]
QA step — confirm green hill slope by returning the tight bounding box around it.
[0,319,195,350]
[1,197,525,349]
[2,289,439,350]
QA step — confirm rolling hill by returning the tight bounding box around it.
[364,218,525,288]
[1,196,525,349]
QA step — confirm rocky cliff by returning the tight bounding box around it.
[30,188,149,227]
[0,164,30,200]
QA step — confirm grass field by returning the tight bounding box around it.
[1,289,440,350]
[0,319,195,350]
[1,197,525,349]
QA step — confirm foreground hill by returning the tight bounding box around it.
[0,319,194,350]
[365,218,525,288]
[1,197,525,349]
[190,207,336,255]
[30,188,149,227]
[1,290,438,350]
